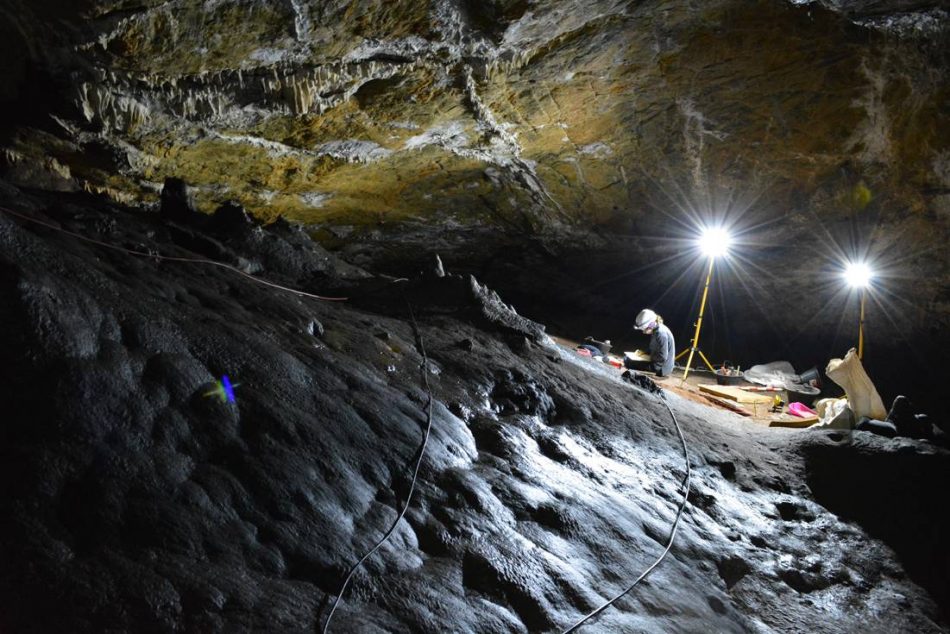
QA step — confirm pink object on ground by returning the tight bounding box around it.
[787,402,818,418]
[576,348,592,357]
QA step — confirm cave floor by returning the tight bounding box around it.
[550,335,814,429]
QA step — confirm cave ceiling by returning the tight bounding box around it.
[0,0,948,358]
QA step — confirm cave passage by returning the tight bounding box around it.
[1,1,949,633]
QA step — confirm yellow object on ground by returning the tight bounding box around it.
[825,348,886,420]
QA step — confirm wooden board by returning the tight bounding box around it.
[698,384,774,405]
[769,414,819,428]
[700,393,752,417]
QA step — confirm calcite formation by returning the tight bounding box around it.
[1,1,944,225]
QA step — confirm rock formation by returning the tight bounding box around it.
[2,180,948,632]
[1,0,948,409]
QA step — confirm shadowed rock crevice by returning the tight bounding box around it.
[802,433,950,622]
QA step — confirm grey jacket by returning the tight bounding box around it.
[649,323,676,377]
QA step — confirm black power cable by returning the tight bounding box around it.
[321,304,434,633]
[560,392,691,633]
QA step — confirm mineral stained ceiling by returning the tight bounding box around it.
[1,0,946,221]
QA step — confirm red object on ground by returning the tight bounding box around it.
[608,358,623,368]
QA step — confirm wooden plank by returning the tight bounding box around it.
[698,384,774,404]
[700,393,753,417]
[769,414,819,428]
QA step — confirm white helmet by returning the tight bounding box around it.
[635,308,657,331]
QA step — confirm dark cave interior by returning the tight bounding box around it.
[1,1,949,632]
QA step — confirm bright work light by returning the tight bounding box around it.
[844,261,872,288]
[677,226,733,381]
[698,227,731,258]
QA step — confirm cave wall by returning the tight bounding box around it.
[1,184,948,633]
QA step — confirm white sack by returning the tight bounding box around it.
[824,348,887,420]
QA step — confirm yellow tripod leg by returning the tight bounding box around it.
[680,257,715,384]
[681,347,699,382]
[858,288,866,360]
[697,349,716,373]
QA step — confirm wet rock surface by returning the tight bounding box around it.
[1,186,948,632]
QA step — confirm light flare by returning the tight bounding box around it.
[699,227,732,258]
[844,261,872,288]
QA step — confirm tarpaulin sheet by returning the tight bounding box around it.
[743,361,820,395]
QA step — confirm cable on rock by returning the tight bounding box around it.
[321,302,434,633]
[1,205,442,629]
[0,205,347,302]
[4,203,689,631]
[560,391,691,633]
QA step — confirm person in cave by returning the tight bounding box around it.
[633,308,675,378]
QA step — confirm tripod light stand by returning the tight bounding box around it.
[676,227,731,381]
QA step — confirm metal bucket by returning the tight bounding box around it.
[715,367,745,385]
[797,366,821,389]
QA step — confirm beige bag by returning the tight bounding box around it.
[825,348,887,420]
